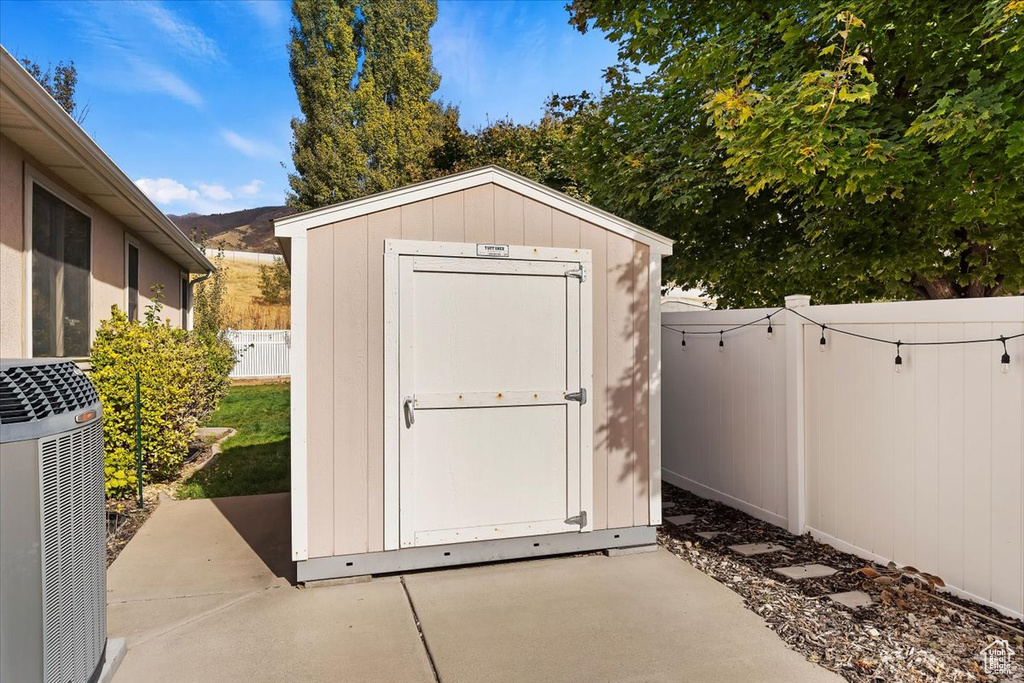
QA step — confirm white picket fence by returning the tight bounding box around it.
[662,296,1024,618]
[226,329,291,378]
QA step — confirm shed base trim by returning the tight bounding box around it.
[297,526,657,583]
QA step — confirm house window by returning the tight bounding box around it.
[180,275,189,329]
[127,243,139,321]
[31,185,91,357]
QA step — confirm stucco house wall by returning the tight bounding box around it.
[1,132,186,358]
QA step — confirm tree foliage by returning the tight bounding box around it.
[20,57,87,123]
[258,257,291,304]
[192,241,229,336]
[564,0,1024,305]
[430,107,585,197]
[287,0,444,210]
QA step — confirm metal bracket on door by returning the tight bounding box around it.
[403,396,415,427]
[565,265,586,282]
[565,511,588,528]
[564,388,587,405]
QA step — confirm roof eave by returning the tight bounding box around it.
[0,47,214,274]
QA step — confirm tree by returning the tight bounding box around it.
[191,235,229,335]
[565,0,1024,305]
[287,0,444,210]
[20,58,87,123]
[258,257,291,304]
[287,0,364,210]
[429,106,585,197]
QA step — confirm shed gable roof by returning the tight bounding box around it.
[274,165,673,256]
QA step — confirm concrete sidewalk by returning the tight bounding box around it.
[108,494,839,683]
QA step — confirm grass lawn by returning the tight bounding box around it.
[178,381,290,499]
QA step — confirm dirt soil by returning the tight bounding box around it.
[659,483,1024,682]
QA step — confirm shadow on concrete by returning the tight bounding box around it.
[211,493,295,584]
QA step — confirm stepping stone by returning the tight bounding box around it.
[664,515,695,526]
[728,542,787,557]
[773,564,838,580]
[696,531,722,540]
[662,502,675,510]
[827,590,874,608]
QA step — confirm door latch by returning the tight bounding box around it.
[564,388,587,405]
[403,396,415,427]
[565,511,587,528]
[565,265,586,282]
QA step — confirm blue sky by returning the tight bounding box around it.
[0,1,618,215]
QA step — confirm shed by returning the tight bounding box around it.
[275,166,673,582]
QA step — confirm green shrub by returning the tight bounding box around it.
[90,299,235,498]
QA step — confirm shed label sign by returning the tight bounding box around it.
[476,243,510,258]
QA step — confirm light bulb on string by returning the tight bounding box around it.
[894,342,903,374]
[1000,336,1010,374]
[718,330,724,352]
[819,325,827,352]
[766,316,774,341]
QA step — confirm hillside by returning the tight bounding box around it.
[169,205,294,253]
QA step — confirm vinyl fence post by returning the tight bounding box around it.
[135,371,144,509]
[784,294,811,535]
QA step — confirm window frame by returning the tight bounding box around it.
[23,165,94,358]
[124,236,141,322]
[179,270,190,330]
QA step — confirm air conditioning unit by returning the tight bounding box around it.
[1,359,107,683]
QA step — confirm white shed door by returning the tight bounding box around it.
[393,251,592,548]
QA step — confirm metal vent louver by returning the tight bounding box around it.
[39,421,106,683]
[0,361,99,424]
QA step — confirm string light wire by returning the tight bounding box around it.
[661,307,1023,369]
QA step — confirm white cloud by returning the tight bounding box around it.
[221,129,276,158]
[127,57,204,107]
[432,7,485,95]
[243,0,287,30]
[132,2,222,61]
[198,183,233,201]
[136,177,199,204]
[239,179,265,196]
[136,177,255,214]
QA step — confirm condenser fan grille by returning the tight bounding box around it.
[0,361,99,424]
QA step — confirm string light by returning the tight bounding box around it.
[661,307,1022,374]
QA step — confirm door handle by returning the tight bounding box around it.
[403,396,415,427]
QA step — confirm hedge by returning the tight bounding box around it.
[90,301,235,498]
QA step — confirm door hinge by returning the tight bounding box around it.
[564,388,587,405]
[565,265,586,282]
[565,511,587,528]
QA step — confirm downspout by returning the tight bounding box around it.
[186,269,214,331]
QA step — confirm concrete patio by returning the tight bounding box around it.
[107,493,840,682]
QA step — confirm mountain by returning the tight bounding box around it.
[169,206,295,253]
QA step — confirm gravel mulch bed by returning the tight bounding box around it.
[106,495,156,566]
[659,483,1023,682]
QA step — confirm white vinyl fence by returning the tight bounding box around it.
[205,248,282,265]
[226,329,291,379]
[662,296,1024,618]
